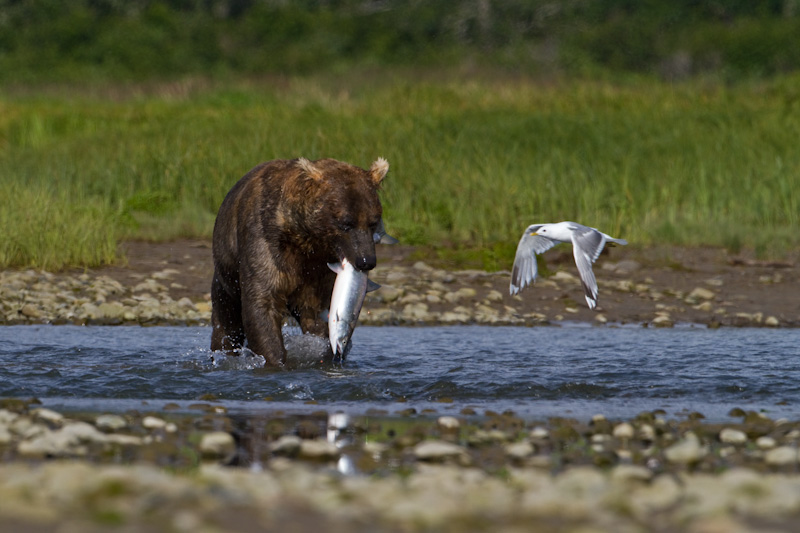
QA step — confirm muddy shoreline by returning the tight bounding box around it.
[2,241,800,531]
[1,240,798,328]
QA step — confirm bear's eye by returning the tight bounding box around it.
[338,220,354,232]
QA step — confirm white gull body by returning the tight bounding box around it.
[509,221,627,309]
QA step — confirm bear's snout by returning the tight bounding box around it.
[354,253,377,271]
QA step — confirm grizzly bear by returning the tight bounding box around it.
[210,157,389,366]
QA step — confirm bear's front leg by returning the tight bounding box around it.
[240,299,287,367]
[292,279,334,338]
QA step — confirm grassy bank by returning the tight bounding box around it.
[2,74,799,270]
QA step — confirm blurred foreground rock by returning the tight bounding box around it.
[3,401,800,531]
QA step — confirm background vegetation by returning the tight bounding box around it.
[1,1,799,269]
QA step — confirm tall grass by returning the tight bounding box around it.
[1,74,799,269]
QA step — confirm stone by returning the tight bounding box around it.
[611,465,653,483]
[378,286,403,303]
[652,315,674,327]
[401,303,429,321]
[299,439,340,460]
[485,290,503,302]
[664,432,707,464]
[270,435,302,456]
[765,316,780,327]
[765,446,798,466]
[200,432,237,462]
[142,416,167,429]
[687,287,715,301]
[719,428,748,444]
[20,304,42,319]
[437,416,460,430]
[505,441,534,460]
[33,408,64,427]
[756,436,776,449]
[414,440,468,462]
[551,271,577,283]
[612,423,635,440]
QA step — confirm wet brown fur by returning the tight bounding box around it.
[210,157,388,365]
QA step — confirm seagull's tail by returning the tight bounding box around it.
[607,237,628,246]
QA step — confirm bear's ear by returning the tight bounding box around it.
[297,157,324,181]
[370,157,389,185]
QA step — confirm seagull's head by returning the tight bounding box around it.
[526,224,545,236]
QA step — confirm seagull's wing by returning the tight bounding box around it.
[570,228,603,309]
[510,226,557,295]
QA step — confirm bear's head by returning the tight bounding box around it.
[287,157,388,272]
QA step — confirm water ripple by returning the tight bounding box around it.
[2,325,800,421]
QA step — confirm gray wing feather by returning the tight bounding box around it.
[571,230,600,309]
[572,226,606,263]
[510,227,556,295]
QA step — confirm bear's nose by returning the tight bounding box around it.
[354,255,376,271]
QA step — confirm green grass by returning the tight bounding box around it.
[1,73,799,270]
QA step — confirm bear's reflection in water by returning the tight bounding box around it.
[210,323,341,370]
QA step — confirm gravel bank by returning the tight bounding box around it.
[2,249,798,328]
[2,401,800,532]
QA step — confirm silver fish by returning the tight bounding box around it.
[327,258,369,357]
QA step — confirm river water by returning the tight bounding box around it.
[2,325,799,422]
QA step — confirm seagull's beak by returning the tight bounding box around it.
[530,231,538,236]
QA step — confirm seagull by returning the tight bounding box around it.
[509,221,627,309]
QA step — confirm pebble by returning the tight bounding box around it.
[299,439,340,460]
[1,264,795,328]
[612,422,634,440]
[437,416,460,430]
[414,440,469,462]
[765,446,799,466]
[719,428,748,444]
[199,432,236,462]
[664,432,707,464]
[142,416,167,429]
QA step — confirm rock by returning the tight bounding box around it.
[485,290,503,302]
[0,426,12,444]
[652,315,674,327]
[612,423,635,440]
[439,310,471,323]
[401,303,429,321]
[444,287,477,303]
[437,416,460,430]
[756,436,776,449]
[33,408,64,427]
[505,441,534,460]
[719,428,748,444]
[530,427,549,439]
[142,416,167,429]
[414,440,469,462]
[602,260,641,274]
[611,464,653,483]
[687,287,715,301]
[199,432,237,462]
[765,446,798,466]
[96,302,126,321]
[664,432,707,464]
[765,316,780,327]
[299,439,340,460]
[378,286,403,303]
[270,435,302,456]
[551,271,577,283]
[20,304,42,318]
[177,297,197,310]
